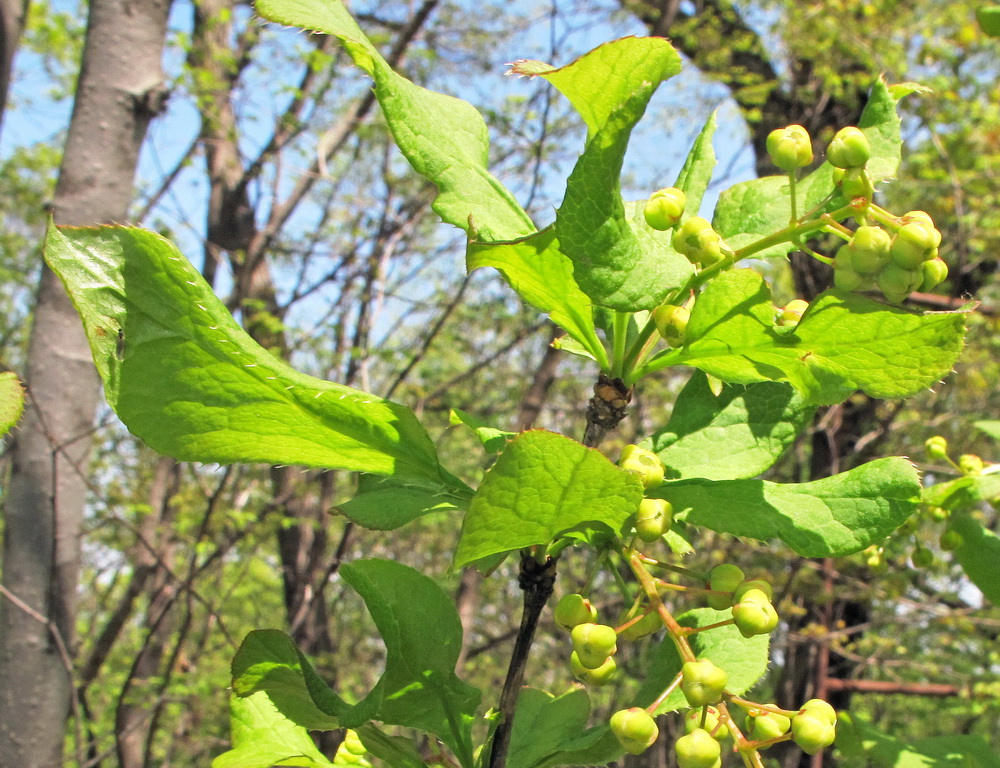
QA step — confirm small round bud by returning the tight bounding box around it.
[918,257,949,292]
[634,498,674,542]
[619,445,666,490]
[672,217,730,268]
[683,706,729,739]
[940,529,964,551]
[571,623,618,668]
[571,651,617,685]
[732,590,779,638]
[959,454,985,476]
[911,545,934,569]
[766,124,813,171]
[653,304,690,346]
[833,249,865,291]
[706,564,744,610]
[850,226,892,274]
[778,299,809,326]
[877,263,920,303]
[798,699,837,726]
[827,126,871,169]
[675,728,721,768]
[791,712,836,755]
[733,578,773,603]
[554,593,598,631]
[681,660,729,707]
[343,730,366,756]
[835,166,870,199]
[925,435,949,460]
[891,220,941,269]
[644,187,687,230]
[610,708,659,755]
[748,709,791,744]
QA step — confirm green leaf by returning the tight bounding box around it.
[45,225,445,481]
[644,371,814,480]
[453,430,643,568]
[978,6,1000,36]
[975,420,1000,440]
[543,37,688,310]
[231,560,481,766]
[635,607,770,714]
[256,0,532,242]
[672,110,717,220]
[0,371,24,437]
[340,560,480,764]
[655,458,920,557]
[449,408,515,454]
[338,474,468,531]
[507,688,603,768]
[949,512,1000,605]
[836,712,1000,768]
[921,474,1000,510]
[212,692,335,768]
[715,79,901,258]
[231,631,345,731]
[650,269,967,405]
[466,227,607,367]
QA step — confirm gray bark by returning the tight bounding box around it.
[0,0,28,142]
[0,0,172,765]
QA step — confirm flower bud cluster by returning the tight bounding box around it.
[833,216,947,303]
[704,565,779,638]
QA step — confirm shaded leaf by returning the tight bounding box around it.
[656,458,920,557]
[232,561,480,766]
[338,474,469,531]
[644,371,814,480]
[949,512,1000,604]
[544,37,688,310]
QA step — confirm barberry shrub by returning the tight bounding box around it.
[42,1,991,766]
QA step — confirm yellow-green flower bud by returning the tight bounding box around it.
[619,445,665,489]
[675,728,721,768]
[706,563,744,610]
[653,304,690,346]
[766,124,813,171]
[827,126,871,169]
[634,498,673,542]
[918,257,948,292]
[571,651,617,685]
[778,299,809,326]
[849,226,892,274]
[925,435,948,461]
[644,187,687,230]
[610,708,659,755]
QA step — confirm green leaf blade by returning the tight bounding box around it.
[256,0,533,242]
[453,430,644,567]
[45,224,445,480]
[645,371,814,480]
[466,227,606,366]
[656,457,920,557]
[0,371,24,437]
[547,37,688,310]
[662,269,967,405]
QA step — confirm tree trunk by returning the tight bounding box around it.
[0,0,28,142]
[0,0,171,764]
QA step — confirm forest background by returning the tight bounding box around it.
[0,1,997,767]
